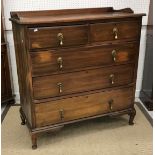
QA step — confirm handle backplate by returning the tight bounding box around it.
[57,33,63,46]
[57,82,63,93]
[112,50,117,62]
[109,74,115,85]
[59,109,64,120]
[108,99,114,111]
[57,57,63,69]
[113,27,118,39]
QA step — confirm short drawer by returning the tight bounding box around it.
[32,64,134,99]
[30,43,138,77]
[28,25,88,49]
[90,21,141,43]
[35,87,134,127]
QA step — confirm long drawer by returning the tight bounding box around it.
[32,64,134,99]
[30,43,138,77]
[35,87,134,127]
[90,21,141,43]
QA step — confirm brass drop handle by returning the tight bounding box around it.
[57,82,63,93]
[108,99,114,111]
[59,109,64,120]
[57,57,63,69]
[109,74,115,85]
[57,33,63,46]
[113,27,118,39]
[112,50,117,62]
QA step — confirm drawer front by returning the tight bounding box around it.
[28,25,88,49]
[33,64,134,99]
[90,21,140,43]
[31,43,138,77]
[35,87,134,127]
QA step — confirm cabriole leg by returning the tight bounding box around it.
[31,134,37,149]
[129,107,136,125]
[19,107,26,125]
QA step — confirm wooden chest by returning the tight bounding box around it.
[10,7,145,149]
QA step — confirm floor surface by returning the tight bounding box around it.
[2,105,152,155]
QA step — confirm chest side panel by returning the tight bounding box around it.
[12,23,34,127]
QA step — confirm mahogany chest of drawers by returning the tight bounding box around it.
[10,7,145,149]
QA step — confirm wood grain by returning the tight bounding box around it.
[35,87,133,127]
[1,45,13,102]
[10,7,145,25]
[1,13,14,104]
[11,23,33,126]
[28,25,88,49]
[30,42,139,77]
[90,21,141,43]
[33,64,134,99]
[10,7,144,149]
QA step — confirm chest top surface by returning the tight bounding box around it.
[10,7,145,25]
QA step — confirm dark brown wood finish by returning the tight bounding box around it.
[11,23,33,126]
[1,46,15,105]
[1,45,13,102]
[90,20,141,43]
[30,42,139,77]
[10,7,145,149]
[10,7,145,25]
[35,87,133,127]
[33,64,134,99]
[28,25,88,49]
[139,2,153,111]
[1,7,14,105]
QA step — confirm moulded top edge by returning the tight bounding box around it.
[9,7,146,25]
